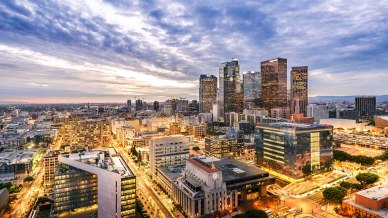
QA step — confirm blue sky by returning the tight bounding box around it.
[0,0,387,103]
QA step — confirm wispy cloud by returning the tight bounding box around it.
[0,0,387,103]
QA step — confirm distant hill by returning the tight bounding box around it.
[0,100,29,105]
[309,95,388,103]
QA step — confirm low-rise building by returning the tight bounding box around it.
[342,183,388,218]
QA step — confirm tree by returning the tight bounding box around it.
[323,186,347,203]
[302,164,312,176]
[244,209,269,218]
[24,176,34,183]
[356,173,379,187]
[192,146,200,151]
[232,214,248,218]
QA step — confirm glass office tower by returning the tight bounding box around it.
[255,122,333,179]
[243,71,262,109]
[261,58,287,110]
[291,66,308,116]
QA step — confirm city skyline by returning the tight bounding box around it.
[1,0,388,103]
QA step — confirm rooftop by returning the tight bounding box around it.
[63,148,133,177]
[0,149,37,165]
[376,116,388,121]
[356,183,388,201]
[187,158,219,173]
[257,122,332,130]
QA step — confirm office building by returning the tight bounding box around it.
[165,98,178,115]
[127,100,131,112]
[135,99,143,111]
[54,148,136,217]
[355,96,376,116]
[261,58,287,110]
[153,101,159,111]
[218,58,243,119]
[204,136,239,159]
[243,71,262,109]
[342,183,388,218]
[270,107,290,119]
[148,135,191,179]
[199,75,217,113]
[307,104,329,122]
[290,66,308,116]
[255,122,333,180]
[171,158,275,217]
[177,99,189,112]
[43,150,60,196]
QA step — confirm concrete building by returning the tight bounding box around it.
[199,75,217,113]
[148,135,191,179]
[204,136,239,159]
[171,158,275,217]
[54,148,136,217]
[43,150,60,196]
[307,104,329,122]
[135,99,143,111]
[255,122,333,180]
[153,101,160,111]
[355,96,376,116]
[375,116,388,128]
[127,100,131,112]
[342,183,388,218]
[0,188,9,211]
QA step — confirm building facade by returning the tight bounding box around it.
[199,75,217,113]
[44,150,60,196]
[243,71,262,109]
[290,66,308,116]
[135,99,143,111]
[204,137,239,159]
[153,101,160,111]
[261,58,287,110]
[255,122,333,180]
[355,96,376,116]
[218,58,243,119]
[148,135,191,179]
[127,100,131,112]
[54,149,136,217]
[307,104,329,122]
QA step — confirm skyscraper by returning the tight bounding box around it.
[153,101,159,111]
[135,99,143,111]
[126,99,131,112]
[199,75,217,113]
[218,58,243,119]
[355,96,376,116]
[261,58,287,110]
[291,66,308,116]
[243,71,262,109]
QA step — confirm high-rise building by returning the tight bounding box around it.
[261,58,287,110]
[126,99,131,112]
[255,122,333,180]
[165,98,178,115]
[307,104,329,121]
[177,99,189,112]
[218,58,243,119]
[291,66,308,116]
[148,135,191,179]
[153,101,159,111]
[199,75,217,113]
[355,96,376,116]
[135,99,143,111]
[54,148,136,217]
[243,71,262,109]
[43,150,60,196]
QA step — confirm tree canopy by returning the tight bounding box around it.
[233,209,269,218]
[323,186,347,203]
[356,173,379,187]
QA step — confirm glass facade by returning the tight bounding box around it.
[255,123,333,179]
[218,59,243,118]
[261,58,287,110]
[199,75,217,113]
[243,71,262,109]
[121,177,136,217]
[53,164,97,213]
[291,66,308,116]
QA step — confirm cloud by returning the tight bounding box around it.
[0,0,387,103]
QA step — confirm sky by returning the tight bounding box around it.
[0,0,387,103]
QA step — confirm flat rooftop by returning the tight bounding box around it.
[257,122,332,130]
[0,149,37,165]
[356,183,388,201]
[64,148,133,178]
[376,116,388,121]
[344,199,388,217]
